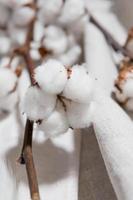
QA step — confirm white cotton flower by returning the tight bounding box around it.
[58,0,85,25]
[12,6,35,27]
[38,101,69,139]
[0,36,11,55]
[0,68,17,97]
[63,65,95,103]
[43,25,68,54]
[35,59,67,94]
[23,86,56,121]
[58,44,81,67]
[65,100,95,129]
[38,0,63,24]
[0,91,18,113]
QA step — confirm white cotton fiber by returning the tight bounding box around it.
[38,101,69,138]
[58,0,85,25]
[35,59,67,94]
[65,100,95,129]
[0,68,17,97]
[23,86,56,121]
[0,91,18,112]
[63,65,95,103]
[43,25,68,54]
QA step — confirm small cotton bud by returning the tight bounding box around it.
[63,65,95,103]
[0,91,18,113]
[43,25,68,54]
[0,4,10,27]
[0,68,17,97]
[0,36,11,55]
[65,100,94,129]
[9,23,27,45]
[23,86,56,121]
[38,0,63,24]
[122,75,133,98]
[114,89,127,103]
[35,59,67,94]
[58,0,85,25]
[125,98,133,111]
[12,6,35,26]
[58,44,81,66]
[38,101,69,139]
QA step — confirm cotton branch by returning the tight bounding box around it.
[17,1,40,200]
[90,15,133,60]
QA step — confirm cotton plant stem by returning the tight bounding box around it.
[17,1,40,199]
[90,15,133,60]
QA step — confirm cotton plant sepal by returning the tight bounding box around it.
[92,87,133,200]
[84,22,117,95]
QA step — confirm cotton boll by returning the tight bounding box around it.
[38,101,69,139]
[0,68,17,97]
[58,0,85,25]
[58,45,81,66]
[0,91,18,113]
[0,36,11,55]
[12,6,35,27]
[43,25,68,54]
[65,100,95,129]
[35,59,67,94]
[38,0,63,24]
[63,65,95,104]
[23,86,56,121]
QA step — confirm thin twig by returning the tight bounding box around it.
[90,15,133,60]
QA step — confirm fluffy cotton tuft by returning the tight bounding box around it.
[125,98,133,111]
[63,65,95,103]
[43,25,68,54]
[65,100,95,129]
[23,86,56,121]
[0,36,11,55]
[0,68,17,97]
[35,59,67,94]
[58,0,85,25]
[38,101,69,138]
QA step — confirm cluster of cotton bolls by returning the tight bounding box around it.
[23,59,96,139]
[0,0,87,67]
